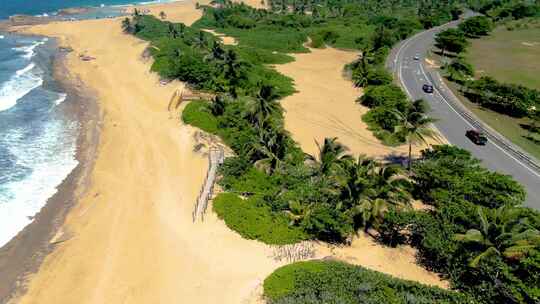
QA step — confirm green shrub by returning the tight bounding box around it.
[213,193,308,245]
[182,100,219,133]
[264,260,475,304]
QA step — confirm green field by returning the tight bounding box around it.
[467,23,540,90]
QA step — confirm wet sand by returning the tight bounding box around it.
[0,51,101,303]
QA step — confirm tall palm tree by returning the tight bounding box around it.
[394,99,438,172]
[455,206,540,268]
[245,84,281,127]
[341,157,411,230]
[306,137,353,176]
[348,198,389,231]
[193,31,208,50]
[251,127,288,174]
[223,50,248,97]
[168,23,178,39]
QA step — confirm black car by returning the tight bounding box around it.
[466,129,488,145]
[422,84,434,93]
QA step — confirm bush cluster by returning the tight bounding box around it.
[263,260,476,304]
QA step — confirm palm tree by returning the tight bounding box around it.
[245,84,281,127]
[455,206,540,268]
[367,165,411,204]
[223,50,248,97]
[209,95,227,116]
[348,198,389,231]
[121,17,133,34]
[340,157,411,230]
[350,49,374,88]
[193,31,208,49]
[168,23,178,39]
[394,99,438,172]
[306,137,353,176]
[284,201,314,226]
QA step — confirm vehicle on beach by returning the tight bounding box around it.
[466,129,488,145]
[422,84,434,93]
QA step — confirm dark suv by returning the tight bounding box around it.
[422,84,434,93]
[466,129,488,145]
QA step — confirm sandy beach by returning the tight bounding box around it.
[1,1,446,303]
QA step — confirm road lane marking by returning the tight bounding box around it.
[416,61,540,179]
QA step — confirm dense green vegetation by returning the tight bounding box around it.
[126,1,540,303]
[263,261,475,303]
[213,193,308,244]
[378,145,539,304]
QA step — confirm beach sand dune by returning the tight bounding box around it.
[9,2,447,303]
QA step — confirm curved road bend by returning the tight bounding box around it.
[386,18,540,208]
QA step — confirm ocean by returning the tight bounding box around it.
[0,0,177,20]
[0,0,176,247]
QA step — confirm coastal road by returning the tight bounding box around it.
[387,17,540,209]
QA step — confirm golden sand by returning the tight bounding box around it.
[276,47,435,159]
[12,2,445,303]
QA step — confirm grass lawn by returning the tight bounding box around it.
[467,22,540,90]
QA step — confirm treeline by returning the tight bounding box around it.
[124,12,295,99]
[434,3,540,119]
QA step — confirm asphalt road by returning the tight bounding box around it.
[387,18,540,209]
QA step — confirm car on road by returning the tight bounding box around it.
[413,55,420,60]
[466,129,488,145]
[422,84,434,93]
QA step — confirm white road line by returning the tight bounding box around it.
[416,61,540,178]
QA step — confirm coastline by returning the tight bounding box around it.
[0,42,102,302]
[5,4,283,303]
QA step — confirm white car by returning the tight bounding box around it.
[413,55,420,60]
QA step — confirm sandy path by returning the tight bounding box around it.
[276,47,434,159]
[15,3,280,304]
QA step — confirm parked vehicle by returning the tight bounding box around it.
[422,84,434,93]
[466,129,488,145]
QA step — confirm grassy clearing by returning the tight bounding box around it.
[467,23,540,90]
[263,260,474,304]
[213,193,308,245]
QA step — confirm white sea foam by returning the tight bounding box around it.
[0,35,5,39]
[0,120,79,247]
[55,93,68,106]
[13,40,45,59]
[0,63,43,112]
